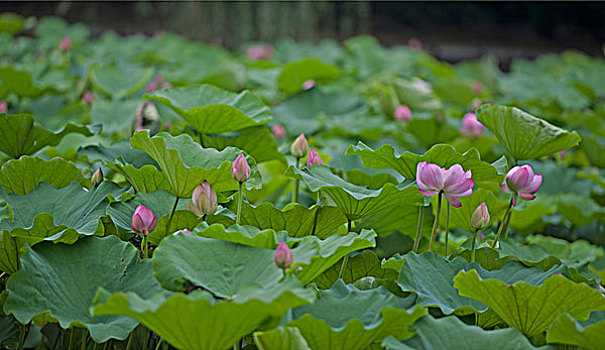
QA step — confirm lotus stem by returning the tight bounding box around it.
[142,235,148,259]
[292,158,300,203]
[164,195,180,238]
[236,182,244,225]
[81,329,87,350]
[492,197,514,248]
[338,219,353,280]
[471,228,479,262]
[428,192,443,252]
[68,328,75,350]
[17,323,26,350]
[125,332,133,350]
[444,203,451,257]
[413,206,425,253]
[155,339,164,350]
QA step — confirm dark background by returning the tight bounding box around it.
[3,1,604,62]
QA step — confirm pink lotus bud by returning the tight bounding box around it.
[165,120,173,129]
[394,105,412,122]
[460,113,485,139]
[59,36,71,53]
[480,234,485,240]
[131,205,157,235]
[0,101,6,114]
[290,133,309,158]
[246,45,274,60]
[231,153,251,183]
[558,150,567,158]
[471,202,490,230]
[302,79,315,90]
[91,168,103,187]
[83,91,96,104]
[306,148,324,167]
[416,162,473,208]
[187,180,218,218]
[500,165,542,206]
[173,229,191,236]
[146,81,158,93]
[473,81,483,94]
[408,37,422,50]
[274,240,293,270]
[272,124,286,139]
[155,74,165,84]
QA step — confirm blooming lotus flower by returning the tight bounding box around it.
[290,133,309,158]
[274,240,293,270]
[91,168,103,187]
[272,124,286,139]
[394,105,412,122]
[59,36,71,52]
[307,149,324,167]
[473,81,483,94]
[302,79,315,90]
[416,162,474,208]
[131,205,157,235]
[188,180,218,218]
[246,45,274,60]
[83,91,96,104]
[471,202,490,230]
[500,165,542,206]
[460,113,485,138]
[0,101,6,113]
[231,153,251,183]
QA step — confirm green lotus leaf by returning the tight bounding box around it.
[391,77,443,111]
[93,276,315,350]
[78,141,157,169]
[0,156,88,195]
[277,58,340,94]
[382,315,550,350]
[396,252,566,314]
[90,99,141,135]
[0,67,43,98]
[0,182,127,245]
[193,222,282,249]
[313,250,398,289]
[285,280,426,350]
[546,312,605,350]
[0,114,99,159]
[0,315,19,346]
[0,230,19,274]
[500,236,603,268]
[254,327,311,350]
[359,205,433,238]
[4,236,163,342]
[285,165,424,221]
[202,125,286,164]
[346,142,503,192]
[143,84,271,134]
[453,271,605,337]
[90,65,154,99]
[476,105,581,160]
[452,247,561,272]
[105,163,172,194]
[555,193,605,226]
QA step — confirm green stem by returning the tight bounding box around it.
[502,208,514,240]
[81,330,87,350]
[13,236,20,270]
[428,192,443,252]
[492,197,514,248]
[142,235,148,259]
[413,206,425,253]
[154,339,164,350]
[125,332,133,350]
[17,323,26,350]
[68,329,75,350]
[93,341,99,350]
[236,182,244,225]
[164,195,180,238]
[198,131,205,147]
[292,158,300,203]
[338,219,353,280]
[233,339,241,350]
[471,228,479,262]
[444,203,451,257]
[144,329,151,350]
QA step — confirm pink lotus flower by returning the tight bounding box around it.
[408,37,422,50]
[173,229,191,236]
[471,202,490,230]
[394,105,412,122]
[231,153,251,183]
[274,240,293,270]
[59,36,71,52]
[91,168,103,187]
[0,101,6,113]
[290,133,309,158]
[500,165,542,206]
[272,124,286,139]
[302,79,315,90]
[460,113,485,138]
[246,45,274,60]
[131,205,157,235]
[187,180,218,218]
[558,150,567,158]
[307,149,324,167]
[416,162,474,208]
[82,91,96,104]
[146,81,158,93]
[473,81,483,94]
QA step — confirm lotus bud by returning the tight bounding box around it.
[231,153,251,183]
[394,105,412,122]
[246,45,274,60]
[0,101,6,113]
[471,202,490,230]
[146,81,158,93]
[59,36,71,52]
[83,91,95,104]
[131,205,157,235]
[408,37,422,50]
[91,168,103,187]
[290,133,308,158]
[302,79,315,90]
[306,148,324,167]
[274,240,293,270]
[460,113,485,138]
[500,165,542,206]
[272,124,286,139]
[187,180,218,218]
[473,81,483,94]
[173,229,191,236]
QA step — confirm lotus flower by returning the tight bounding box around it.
[408,37,422,50]
[274,240,293,270]
[188,180,218,218]
[302,79,315,90]
[145,81,158,93]
[394,105,412,122]
[131,205,157,235]
[290,133,309,158]
[231,153,251,183]
[416,162,474,208]
[272,124,286,139]
[0,101,6,113]
[471,202,490,230]
[473,81,483,94]
[173,229,191,236]
[83,91,96,104]
[307,149,324,167]
[500,165,542,206]
[59,36,71,52]
[246,45,274,60]
[460,113,485,138]
[91,168,103,187]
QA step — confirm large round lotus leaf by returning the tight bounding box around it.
[4,236,163,342]
[254,327,311,350]
[93,276,315,350]
[90,65,153,99]
[277,58,340,94]
[382,315,549,350]
[546,311,605,350]
[285,280,426,350]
